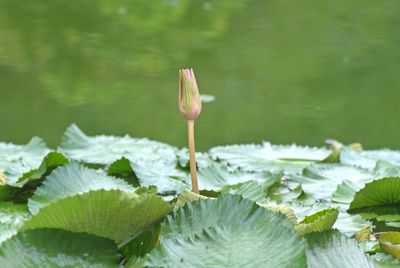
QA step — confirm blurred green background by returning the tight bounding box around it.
[1,0,400,150]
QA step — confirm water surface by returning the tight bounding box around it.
[1,0,400,150]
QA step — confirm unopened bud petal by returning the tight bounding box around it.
[178,68,202,120]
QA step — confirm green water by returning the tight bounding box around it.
[1,0,400,150]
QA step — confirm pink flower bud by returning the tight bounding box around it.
[178,68,202,120]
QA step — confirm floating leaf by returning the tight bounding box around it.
[0,202,30,243]
[0,152,69,204]
[385,222,400,228]
[130,160,189,194]
[373,252,400,267]
[293,204,369,237]
[177,149,215,168]
[0,185,33,203]
[221,181,268,202]
[340,147,377,169]
[333,212,372,238]
[321,140,342,163]
[374,161,400,177]
[147,226,306,268]
[209,142,331,173]
[0,171,6,185]
[348,177,400,215]
[174,189,208,211]
[378,232,400,259]
[126,257,146,268]
[291,202,331,221]
[306,230,379,268]
[295,208,339,235]
[0,228,120,267]
[363,241,381,254]
[376,215,400,222]
[341,147,400,170]
[146,194,306,268]
[0,138,49,185]
[28,163,135,214]
[162,194,296,241]
[198,163,279,192]
[16,152,68,185]
[121,223,161,261]
[268,180,303,203]
[58,124,177,165]
[108,157,139,186]
[258,203,297,224]
[292,164,373,201]
[332,180,358,204]
[23,189,171,246]
[108,158,188,193]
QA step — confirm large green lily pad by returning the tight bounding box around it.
[58,124,177,166]
[28,162,135,214]
[145,194,307,268]
[0,228,120,267]
[348,177,400,215]
[306,230,379,268]
[210,142,331,173]
[23,189,171,246]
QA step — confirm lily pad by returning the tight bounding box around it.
[268,180,304,203]
[374,161,400,177]
[108,158,189,194]
[198,163,279,192]
[16,152,68,185]
[373,252,400,267]
[107,157,139,186]
[341,147,400,170]
[0,172,6,185]
[0,138,49,185]
[332,180,358,204]
[177,149,215,168]
[23,189,171,246]
[291,202,331,221]
[306,230,379,268]
[58,124,178,166]
[385,222,400,228]
[28,162,135,214]
[333,212,372,238]
[0,152,69,203]
[376,215,400,222]
[0,202,30,244]
[130,160,189,194]
[121,223,162,261]
[221,181,268,202]
[209,142,331,173]
[378,232,400,259]
[348,177,400,215]
[146,194,306,268]
[258,203,297,224]
[295,208,339,235]
[0,228,120,267]
[292,164,373,201]
[174,189,208,211]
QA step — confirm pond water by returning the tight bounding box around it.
[1,0,400,150]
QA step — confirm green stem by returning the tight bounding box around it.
[188,120,199,193]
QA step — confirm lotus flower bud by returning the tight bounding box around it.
[178,68,202,120]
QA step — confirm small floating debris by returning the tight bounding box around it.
[200,94,215,103]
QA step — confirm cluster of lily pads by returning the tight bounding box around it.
[1,124,400,267]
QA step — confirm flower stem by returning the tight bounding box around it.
[188,120,199,193]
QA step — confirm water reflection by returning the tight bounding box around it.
[0,0,399,149]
